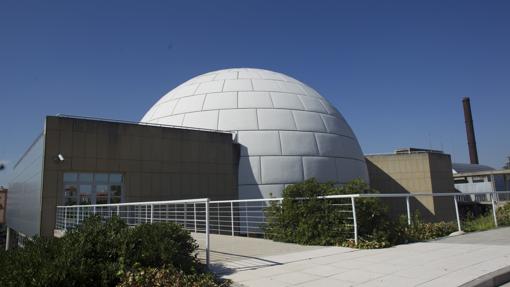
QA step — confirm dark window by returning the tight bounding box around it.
[63,172,123,205]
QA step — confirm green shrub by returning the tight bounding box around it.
[0,216,221,287]
[264,179,348,245]
[264,178,391,246]
[56,216,129,286]
[497,203,510,226]
[0,236,63,287]
[391,214,456,244]
[264,179,458,249]
[460,204,510,232]
[462,211,495,232]
[122,222,199,273]
[118,266,230,287]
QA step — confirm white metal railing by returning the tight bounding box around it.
[207,195,358,242]
[55,191,510,264]
[56,198,211,266]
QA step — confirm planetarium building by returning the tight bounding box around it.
[6,68,368,238]
[142,68,368,199]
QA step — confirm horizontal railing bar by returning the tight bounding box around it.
[56,198,209,208]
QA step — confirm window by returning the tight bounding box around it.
[472,176,487,183]
[63,173,123,205]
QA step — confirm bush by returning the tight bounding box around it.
[461,204,510,233]
[462,212,495,232]
[0,236,64,287]
[118,266,230,287]
[0,216,222,287]
[122,222,199,273]
[264,179,457,249]
[264,179,347,245]
[497,203,510,226]
[391,214,456,244]
[56,216,129,286]
[264,178,391,246]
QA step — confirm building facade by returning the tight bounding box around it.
[7,116,239,237]
[365,149,456,222]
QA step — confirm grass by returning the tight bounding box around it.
[462,213,496,232]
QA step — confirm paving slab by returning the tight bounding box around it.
[200,227,510,286]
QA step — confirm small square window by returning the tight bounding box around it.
[110,185,122,197]
[96,196,108,205]
[64,185,77,197]
[110,174,122,183]
[95,174,108,183]
[80,185,92,194]
[63,173,78,182]
[79,173,93,182]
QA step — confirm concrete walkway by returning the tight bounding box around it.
[196,228,510,286]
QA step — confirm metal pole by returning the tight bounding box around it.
[351,197,358,245]
[205,199,210,267]
[76,207,80,225]
[217,203,220,234]
[245,203,249,237]
[5,227,10,251]
[406,196,411,225]
[184,203,187,229]
[492,193,498,228]
[193,203,197,232]
[117,205,120,217]
[64,207,67,230]
[230,202,234,236]
[454,195,462,232]
[150,204,154,224]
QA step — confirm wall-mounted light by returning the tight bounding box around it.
[54,153,65,163]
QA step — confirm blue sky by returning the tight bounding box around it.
[1,0,509,186]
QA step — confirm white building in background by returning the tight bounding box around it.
[453,163,510,197]
[141,68,368,199]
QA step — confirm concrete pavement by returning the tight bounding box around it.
[196,227,510,286]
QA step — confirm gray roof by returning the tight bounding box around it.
[452,163,495,174]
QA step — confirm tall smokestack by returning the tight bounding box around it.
[462,97,479,164]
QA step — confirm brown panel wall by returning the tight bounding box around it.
[365,152,455,222]
[40,116,238,236]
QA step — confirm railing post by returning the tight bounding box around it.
[245,203,249,237]
[205,199,210,267]
[492,192,498,228]
[184,203,187,229]
[117,205,120,217]
[76,207,80,225]
[93,206,96,215]
[5,227,10,251]
[150,204,154,224]
[351,196,358,245]
[64,207,67,230]
[193,203,197,232]
[217,203,220,234]
[406,196,411,226]
[230,202,234,236]
[454,195,462,232]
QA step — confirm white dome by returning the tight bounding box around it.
[141,68,368,199]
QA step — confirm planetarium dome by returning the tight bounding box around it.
[141,68,368,199]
